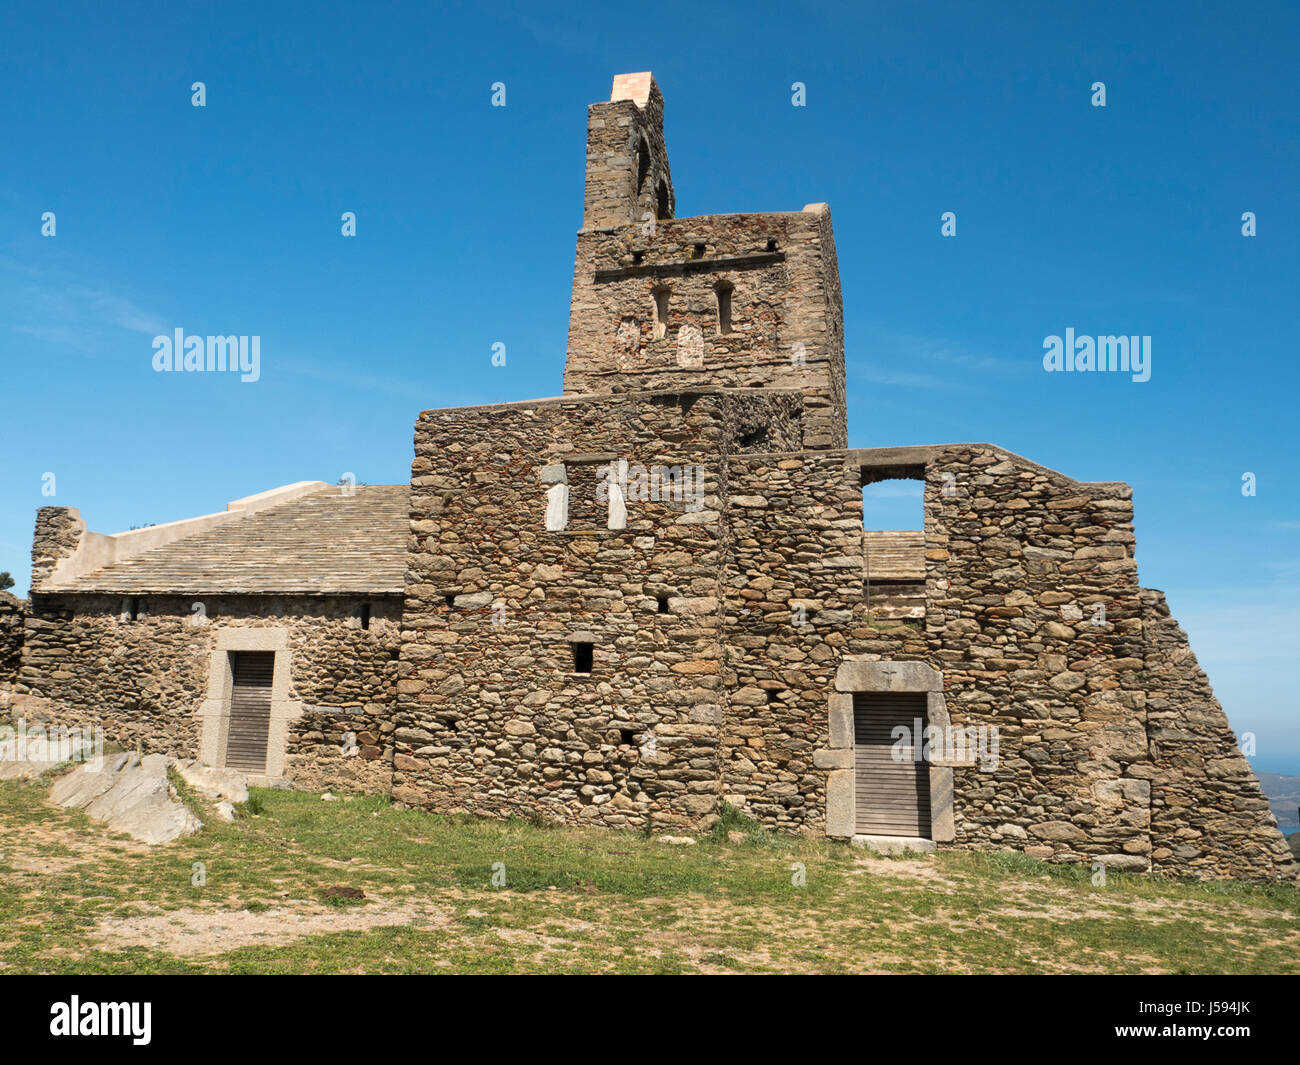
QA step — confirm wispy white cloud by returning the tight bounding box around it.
[886,331,1023,374]
[1172,585,1300,667]
[857,366,965,391]
[0,252,167,350]
[854,326,1026,392]
[274,354,458,401]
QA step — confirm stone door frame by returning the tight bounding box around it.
[198,627,301,784]
[820,659,956,842]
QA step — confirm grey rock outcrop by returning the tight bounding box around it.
[51,752,202,844]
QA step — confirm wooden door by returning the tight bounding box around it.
[853,691,931,837]
[225,651,274,772]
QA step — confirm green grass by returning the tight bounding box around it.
[0,779,1296,974]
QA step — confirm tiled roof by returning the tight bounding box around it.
[64,485,409,595]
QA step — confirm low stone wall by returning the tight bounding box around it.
[17,593,400,794]
[0,591,26,701]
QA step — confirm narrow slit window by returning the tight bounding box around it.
[360,603,371,630]
[572,641,594,674]
[715,280,733,335]
[653,286,670,339]
[124,596,142,622]
[636,138,651,193]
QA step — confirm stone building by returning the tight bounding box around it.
[8,73,1293,882]
[16,483,407,793]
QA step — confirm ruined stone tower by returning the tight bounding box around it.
[563,72,847,450]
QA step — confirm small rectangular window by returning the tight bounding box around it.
[573,641,594,674]
[360,602,371,630]
[715,281,733,335]
[123,596,142,622]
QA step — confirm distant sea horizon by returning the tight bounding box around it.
[1249,756,1300,777]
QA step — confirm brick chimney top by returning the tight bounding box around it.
[610,72,655,108]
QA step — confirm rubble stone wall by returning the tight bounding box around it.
[921,444,1292,880]
[564,210,846,449]
[30,506,84,588]
[397,390,734,829]
[396,423,1293,880]
[0,591,26,697]
[16,593,400,794]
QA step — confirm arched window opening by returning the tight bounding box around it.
[653,286,670,339]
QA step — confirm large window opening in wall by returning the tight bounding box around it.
[853,692,932,838]
[225,651,275,772]
[652,286,670,339]
[861,475,923,531]
[715,280,733,335]
[861,468,926,622]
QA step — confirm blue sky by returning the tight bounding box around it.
[1,1,1297,768]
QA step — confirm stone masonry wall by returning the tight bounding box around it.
[582,85,673,230]
[924,446,1152,868]
[16,593,400,794]
[30,506,84,588]
[922,444,1293,880]
[398,398,908,834]
[398,390,736,829]
[708,442,1291,879]
[564,209,846,450]
[1138,589,1293,877]
[396,412,1292,878]
[0,591,26,699]
[718,451,868,829]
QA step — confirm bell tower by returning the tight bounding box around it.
[582,72,674,231]
[564,73,847,450]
